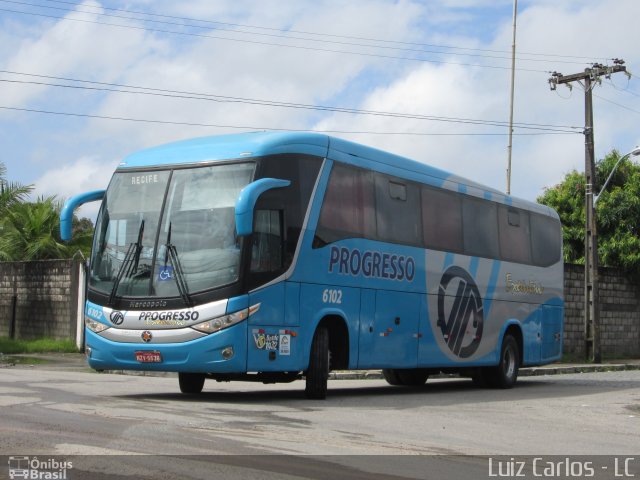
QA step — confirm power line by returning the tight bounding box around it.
[0,105,581,136]
[33,0,608,62]
[0,70,583,133]
[0,0,600,67]
[0,6,553,73]
[593,92,640,115]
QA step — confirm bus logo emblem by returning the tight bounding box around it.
[141,331,153,343]
[437,266,484,358]
[110,311,125,326]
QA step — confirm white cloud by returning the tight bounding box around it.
[32,155,116,218]
[1,0,639,206]
[0,0,160,110]
[309,0,640,199]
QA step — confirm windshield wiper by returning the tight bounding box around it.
[108,219,145,307]
[163,222,192,307]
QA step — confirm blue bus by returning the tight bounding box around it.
[61,132,563,399]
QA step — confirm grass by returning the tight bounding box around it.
[0,337,78,354]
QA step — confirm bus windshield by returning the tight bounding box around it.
[89,162,255,301]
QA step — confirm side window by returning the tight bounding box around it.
[375,174,422,246]
[253,153,322,272]
[422,186,463,252]
[531,213,561,266]
[498,206,532,264]
[462,196,499,259]
[250,210,283,273]
[315,164,376,246]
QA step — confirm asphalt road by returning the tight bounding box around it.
[0,363,638,479]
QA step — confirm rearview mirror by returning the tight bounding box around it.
[60,190,105,241]
[235,178,290,236]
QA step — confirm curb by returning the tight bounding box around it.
[330,363,640,380]
[519,363,640,376]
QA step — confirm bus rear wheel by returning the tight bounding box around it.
[382,369,429,386]
[179,372,205,394]
[305,326,329,399]
[486,334,520,389]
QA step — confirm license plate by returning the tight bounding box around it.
[135,351,162,363]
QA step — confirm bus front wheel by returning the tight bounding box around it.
[179,372,205,394]
[305,326,329,399]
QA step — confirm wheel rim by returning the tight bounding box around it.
[504,345,516,379]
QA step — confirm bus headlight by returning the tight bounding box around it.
[86,317,110,333]
[191,303,260,334]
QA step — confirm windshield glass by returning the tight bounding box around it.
[90,163,255,301]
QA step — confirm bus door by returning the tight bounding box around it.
[246,209,300,371]
[358,290,420,368]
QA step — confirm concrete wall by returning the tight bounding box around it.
[563,263,640,357]
[0,259,82,340]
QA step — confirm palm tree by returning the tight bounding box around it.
[0,161,32,219]
[0,196,93,261]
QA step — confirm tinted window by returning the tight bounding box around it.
[255,154,322,266]
[422,186,463,252]
[316,164,376,245]
[498,206,532,264]
[249,154,322,289]
[251,210,283,273]
[375,175,422,246]
[462,197,499,259]
[531,213,561,266]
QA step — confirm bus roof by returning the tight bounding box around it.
[117,131,555,217]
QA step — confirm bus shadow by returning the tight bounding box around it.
[113,374,640,408]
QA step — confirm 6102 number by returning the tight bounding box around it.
[322,289,342,304]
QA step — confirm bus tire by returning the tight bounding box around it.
[487,334,519,389]
[179,372,205,394]
[305,326,329,399]
[383,369,429,386]
[382,369,403,385]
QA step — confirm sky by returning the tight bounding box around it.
[1,0,639,219]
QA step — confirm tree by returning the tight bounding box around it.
[0,196,93,261]
[0,161,32,219]
[538,149,640,275]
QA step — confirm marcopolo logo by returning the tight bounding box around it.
[437,266,484,359]
[109,311,125,326]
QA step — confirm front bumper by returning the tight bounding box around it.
[85,321,248,373]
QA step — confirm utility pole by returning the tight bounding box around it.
[506,0,517,195]
[548,60,627,363]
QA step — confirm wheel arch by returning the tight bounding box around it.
[306,312,350,371]
[500,320,524,366]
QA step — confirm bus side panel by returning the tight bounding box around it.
[422,251,505,367]
[246,283,303,371]
[357,289,376,368]
[541,304,563,362]
[248,283,285,326]
[358,290,419,369]
[521,305,542,365]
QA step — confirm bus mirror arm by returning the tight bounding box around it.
[60,190,106,241]
[235,178,291,236]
